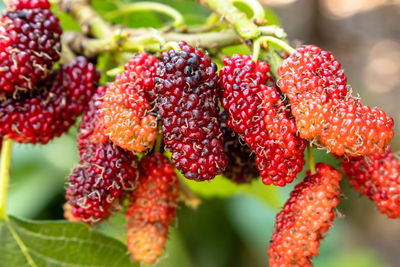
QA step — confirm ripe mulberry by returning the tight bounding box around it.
[100,53,158,153]
[66,142,139,223]
[220,54,306,186]
[278,45,394,156]
[341,147,400,218]
[6,0,50,10]
[154,41,227,181]
[0,4,62,95]
[268,163,342,266]
[77,86,108,154]
[126,152,179,264]
[0,57,99,144]
[219,110,259,184]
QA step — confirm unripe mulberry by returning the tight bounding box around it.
[100,53,158,153]
[278,45,394,156]
[268,163,342,266]
[6,0,50,10]
[0,5,62,95]
[66,142,139,223]
[126,152,179,264]
[154,41,227,181]
[219,110,259,184]
[341,147,400,218]
[220,54,306,186]
[0,57,99,144]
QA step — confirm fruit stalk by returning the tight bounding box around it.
[0,138,12,219]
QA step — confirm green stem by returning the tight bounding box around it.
[307,144,316,175]
[154,130,163,153]
[231,0,266,25]
[257,36,295,54]
[198,0,260,39]
[0,138,13,219]
[105,2,184,28]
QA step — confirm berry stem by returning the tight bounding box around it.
[154,131,163,153]
[104,2,184,28]
[307,144,316,175]
[231,0,266,25]
[198,0,261,39]
[257,36,295,55]
[0,138,13,219]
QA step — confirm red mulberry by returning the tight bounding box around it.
[6,0,50,10]
[219,110,259,184]
[0,57,99,144]
[0,5,62,95]
[268,163,342,266]
[154,41,227,181]
[66,142,139,223]
[278,45,394,156]
[341,147,400,218]
[100,53,158,153]
[126,152,179,264]
[220,54,306,186]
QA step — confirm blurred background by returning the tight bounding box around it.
[3,0,400,266]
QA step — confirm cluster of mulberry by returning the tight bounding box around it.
[278,45,394,156]
[100,53,159,153]
[341,147,400,218]
[268,163,342,266]
[0,57,98,144]
[126,152,179,264]
[154,41,227,181]
[3,4,399,264]
[0,0,61,95]
[220,54,306,186]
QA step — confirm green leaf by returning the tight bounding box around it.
[0,216,136,267]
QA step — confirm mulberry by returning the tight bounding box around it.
[278,45,394,156]
[268,163,342,266]
[154,41,227,181]
[341,147,400,218]
[220,54,306,186]
[0,5,62,95]
[101,53,158,153]
[66,142,139,223]
[6,0,50,10]
[219,110,259,184]
[126,152,179,264]
[0,57,99,144]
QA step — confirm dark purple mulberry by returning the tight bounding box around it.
[154,41,227,181]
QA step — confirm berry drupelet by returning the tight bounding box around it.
[341,147,400,218]
[154,41,227,181]
[219,110,259,184]
[126,152,179,264]
[0,57,99,144]
[278,45,394,156]
[101,53,158,153]
[220,54,306,186]
[268,163,342,266]
[6,0,51,10]
[0,1,62,95]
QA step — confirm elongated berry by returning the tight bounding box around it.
[0,57,99,144]
[101,53,158,153]
[220,54,306,186]
[278,45,394,156]
[219,110,258,184]
[126,152,179,264]
[268,163,342,266]
[154,41,227,181]
[66,142,139,223]
[341,147,400,218]
[0,4,61,95]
